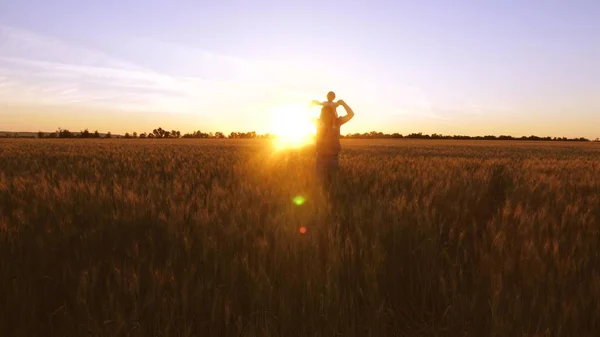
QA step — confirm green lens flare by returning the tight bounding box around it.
[293,196,306,206]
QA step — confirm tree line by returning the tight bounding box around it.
[341,132,592,142]
[34,128,275,140]
[14,127,596,142]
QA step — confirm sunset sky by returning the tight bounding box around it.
[1,0,599,138]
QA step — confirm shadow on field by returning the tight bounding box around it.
[311,163,517,334]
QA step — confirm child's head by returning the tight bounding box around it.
[327,91,336,102]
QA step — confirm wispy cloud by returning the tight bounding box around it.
[0,24,505,129]
[0,25,405,116]
[0,26,185,111]
[0,25,319,115]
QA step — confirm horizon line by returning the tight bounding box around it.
[1,130,596,141]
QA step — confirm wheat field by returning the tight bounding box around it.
[0,139,599,336]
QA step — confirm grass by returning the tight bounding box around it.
[0,139,599,336]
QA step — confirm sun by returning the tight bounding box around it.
[269,103,320,150]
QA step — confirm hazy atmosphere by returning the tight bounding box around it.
[2,1,600,336]
[1,0,599,139]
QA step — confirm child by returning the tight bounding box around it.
[311,91,339,118]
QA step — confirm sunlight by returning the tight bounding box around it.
[268,103,320,150]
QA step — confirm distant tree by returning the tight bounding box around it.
[133,132,138,138]
[58,128,73,138]
[407,132,424,139]
[228,132,243,139]
[152,127,166,138]
[93,130,101,138]
[80,129,91,138]
[148,133,155,138]
[37,131,45,138]
[183,130,214,138]
[105,132,112,139]
[139,132,147,139]
[124,132,131,139]
[150,127,176,138]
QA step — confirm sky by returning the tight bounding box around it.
[1,0,599,138]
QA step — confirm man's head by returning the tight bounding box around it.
[327,91,336,102]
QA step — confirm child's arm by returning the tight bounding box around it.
[312,100,340,107]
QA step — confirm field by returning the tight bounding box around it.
[1,139,599,336]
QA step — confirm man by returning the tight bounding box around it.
[314,94,355,186]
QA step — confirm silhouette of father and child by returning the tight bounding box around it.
[311,91,355,187]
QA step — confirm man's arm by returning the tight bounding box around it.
[337,100,355,125]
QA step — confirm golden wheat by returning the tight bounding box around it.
[0,139,599,336]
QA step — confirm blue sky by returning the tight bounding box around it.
[1,0,599,138]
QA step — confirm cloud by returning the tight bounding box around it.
[0,25,310,115]
[0,26,184,110]
[0,25,392,114]
[0,24,507,131]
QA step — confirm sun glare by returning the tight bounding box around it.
[269,103,319,150]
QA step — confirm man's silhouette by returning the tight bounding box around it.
[314,92,355,186]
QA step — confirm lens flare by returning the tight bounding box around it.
[299,227,307,234]
[292,196,306,206]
